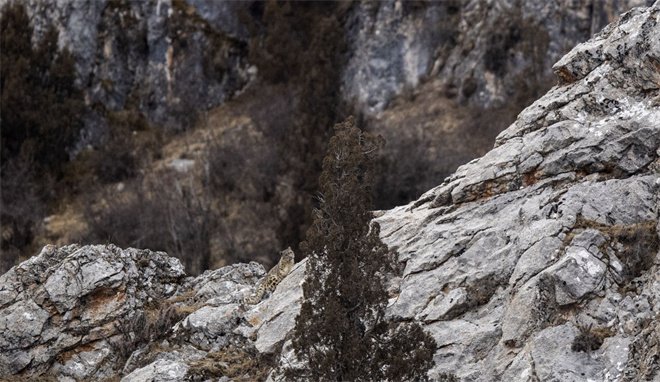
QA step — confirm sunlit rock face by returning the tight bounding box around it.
[0,244,186,379]
[376,2,660,379]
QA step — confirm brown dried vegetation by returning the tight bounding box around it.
[1,2,84,272]
[110,300,184,366]
[185,346,272,382]
[567,217,659,280]
[571,323,612,353]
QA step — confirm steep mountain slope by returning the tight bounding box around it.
[2,0,653,275]
[12,0,650,120]
[1,0,252,133]
[0,1,659,381]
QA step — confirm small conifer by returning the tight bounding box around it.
[286,117,436,381]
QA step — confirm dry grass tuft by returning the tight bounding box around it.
[571,324,611,352]
[565,217,659,279]
[186,346,272,381]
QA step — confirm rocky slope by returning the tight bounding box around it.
[376,2,660,379]
[362,0,655,207]
[1,1,660,381]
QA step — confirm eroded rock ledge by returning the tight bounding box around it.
[1,1,659,381]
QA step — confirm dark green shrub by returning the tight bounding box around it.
[286,117,436,381]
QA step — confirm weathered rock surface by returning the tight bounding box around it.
[0,243,272,380]
[341,0,653,210]
[238,260,306,354]
[5,0,650,129]
[0,244,185,379]
[118,259,306,381]
[374,2,660,380]
[2,0,252,137]
[1,2,660,381]
[342,0,654,114]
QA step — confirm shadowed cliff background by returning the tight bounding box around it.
[0,0,652,275]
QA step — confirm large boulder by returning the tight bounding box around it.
[0,244,185,380]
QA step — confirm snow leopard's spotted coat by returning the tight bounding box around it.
[244,247,295,304]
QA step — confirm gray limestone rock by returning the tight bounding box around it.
[510,236,563,287]
[343,0,653,114]
[121,357,189,382]
[374,2,660,379]
[419,287,468,322]
[180,304,240,350]
[549,246,607,306]
[181,261,266,306]
[238,259,306,354]
[0,244,185,379]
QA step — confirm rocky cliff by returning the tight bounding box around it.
[2,0,252,137]
[375,2,660,379]
[342,0,654,113]
[4,0,651,132]
[1,1,660,381]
